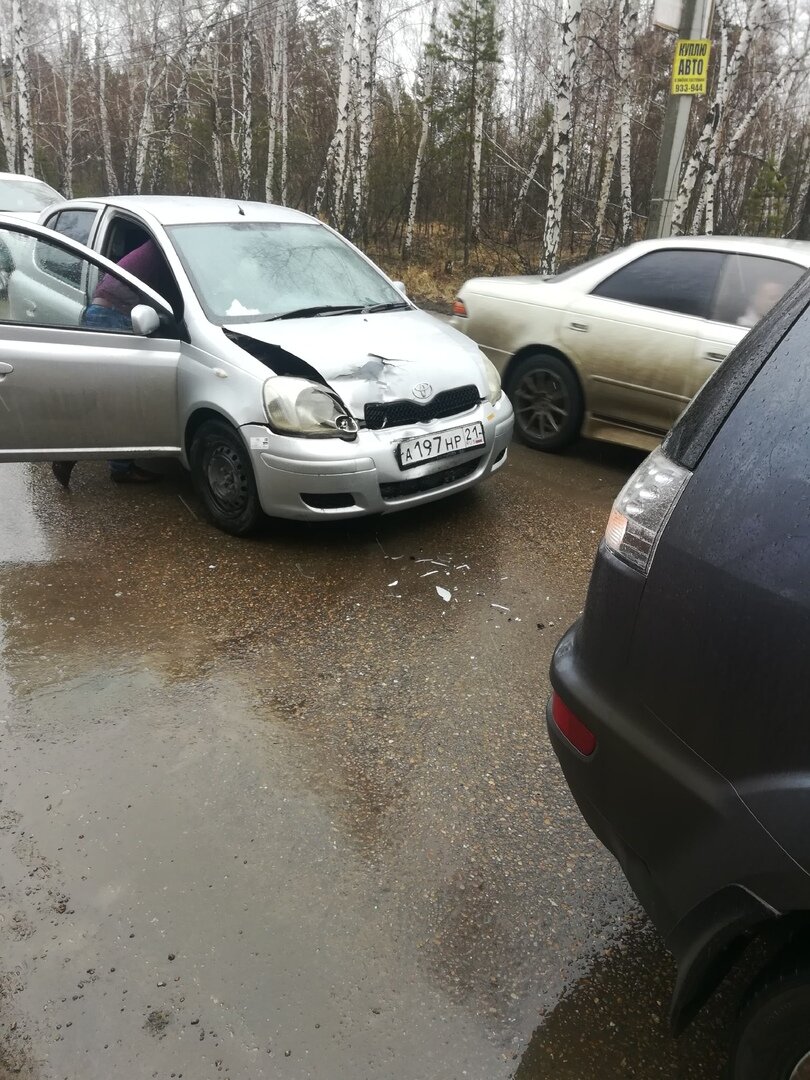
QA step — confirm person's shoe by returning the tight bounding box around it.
[52,461,76,488]
[110,464,162,484]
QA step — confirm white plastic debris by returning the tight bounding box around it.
[436,586,452,602]
[491,603,510,612]
[420,570,439,578]
[388,580,399,587]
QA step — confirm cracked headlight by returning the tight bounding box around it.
[481,354,502,405]
[263,377,358,439]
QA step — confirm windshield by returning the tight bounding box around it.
[167,221,405,324]
[0,178,63,212]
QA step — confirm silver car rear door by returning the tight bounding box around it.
[0,217,182,461]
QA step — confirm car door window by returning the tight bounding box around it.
[1,225,164,333]
[711,254,803,327]
[49,208,97,246]
[591,249,726,319]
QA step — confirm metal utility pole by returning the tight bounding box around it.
[646,0,713,237]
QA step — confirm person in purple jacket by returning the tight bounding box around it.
[52,240,176,489]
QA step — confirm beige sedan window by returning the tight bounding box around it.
[711,254,803,327]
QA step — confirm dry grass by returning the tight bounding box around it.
[370,223,535,310]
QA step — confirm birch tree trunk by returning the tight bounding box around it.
[96,37,119,194]
[540,0,581,275]
[670,0,767,234]
[617,0,637,244]
[279,4,289,206]
[134,62,158,194]
[12,0,34,176]
[239,5,254,200]
[511,124,550,233]
[349,0,381,238]
[313,0,359,216]
[262,0,284,202]
[208,44,226,197]
[404,0,440,256]
[0,24,18,171]
[471,74,486,243]
[589,114,620,255]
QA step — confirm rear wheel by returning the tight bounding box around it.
[506,352,583,452]
[189,419,263,536]
[729,962,810,1080]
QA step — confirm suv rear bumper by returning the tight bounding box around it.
[548,621,810,1025]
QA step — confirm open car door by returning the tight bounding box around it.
[0,216,182,461]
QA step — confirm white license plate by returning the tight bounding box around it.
[397,421,486,470]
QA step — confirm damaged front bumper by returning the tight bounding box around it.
[240,396,514,520]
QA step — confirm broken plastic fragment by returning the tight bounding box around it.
[388,580,399,587]
[491,603,510,612]
[420,570,439,578]
[436,586,452,602]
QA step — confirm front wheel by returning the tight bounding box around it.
[189,419,263,536]
[507,352,583,452]
[729,963,810,1080]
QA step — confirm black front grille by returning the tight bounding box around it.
[380,456,482,500]
[365,385,480,430]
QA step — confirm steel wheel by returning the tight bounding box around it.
[190,418,263,536]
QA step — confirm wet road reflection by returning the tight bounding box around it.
[0,441,738,1078]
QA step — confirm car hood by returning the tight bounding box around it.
[224,308,490,417]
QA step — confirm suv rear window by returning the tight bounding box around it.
[664,269,810,470]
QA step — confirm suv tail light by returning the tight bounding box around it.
[604,448,691,574]
[551,692,596,756]
[452,298,468,317]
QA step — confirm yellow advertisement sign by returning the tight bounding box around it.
[671,39,711,95]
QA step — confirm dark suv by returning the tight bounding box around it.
[548,273,810,1079]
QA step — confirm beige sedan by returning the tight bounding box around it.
[451,236,810,452]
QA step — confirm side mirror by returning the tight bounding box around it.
[392,280,407,296]
[130,304,161,337]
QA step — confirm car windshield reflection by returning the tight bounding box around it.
[167,221,403,325]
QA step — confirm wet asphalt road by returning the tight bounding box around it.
[0,440,741,1079]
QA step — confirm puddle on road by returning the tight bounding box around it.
[514,921,736,1080]
[0,453,677,1078]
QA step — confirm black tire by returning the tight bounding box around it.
[189,419,263,536]
[506,352,583,452]
[729,963,810,1080]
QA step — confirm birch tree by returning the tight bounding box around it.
[404,0,441,255]
[261,0,285,202]
[540,0,581,275]
[617,0,637,244]
[11,0,34,176]
[348,0,381,237]
[313,0,359,219]
[510,120,551,233]
[96,36,118,194]
[0,22,17,170]
[238,2,254,199]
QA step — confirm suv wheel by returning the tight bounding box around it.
[729,961,810,1080]
[507,352,583,452]
[189,419,263,536]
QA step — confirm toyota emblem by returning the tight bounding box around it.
[412,382,433,401]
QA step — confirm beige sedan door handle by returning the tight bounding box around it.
[704,350,728,362]
[568,321,589,333]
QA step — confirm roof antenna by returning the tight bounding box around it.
[236,204,245,216]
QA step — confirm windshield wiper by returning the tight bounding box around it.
[265,304,365,321]
[362,301,411,314]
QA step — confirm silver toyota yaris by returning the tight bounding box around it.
[0,197,513,534]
